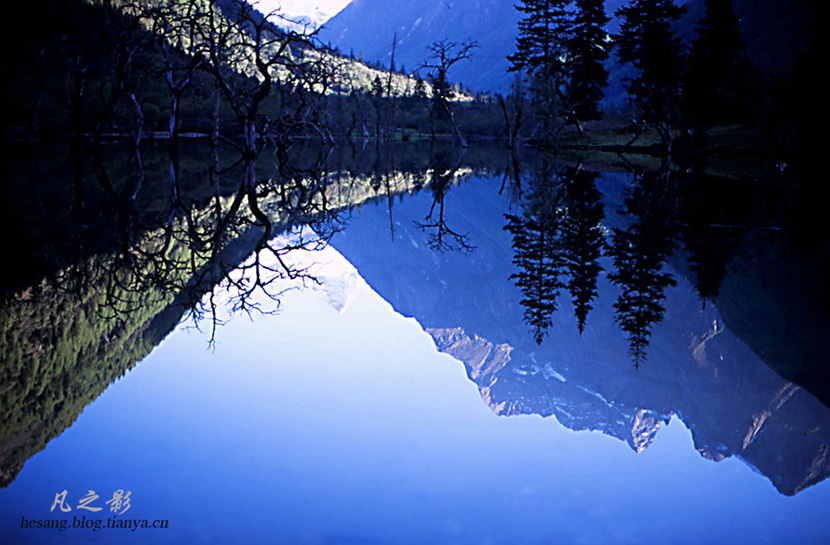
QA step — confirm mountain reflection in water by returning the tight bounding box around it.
[1,141,829,543]
[328,156,830,497]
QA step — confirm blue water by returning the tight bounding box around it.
[3,172,830,544]
[2,239,829,544]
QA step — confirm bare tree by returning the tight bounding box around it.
[420,39,479,148]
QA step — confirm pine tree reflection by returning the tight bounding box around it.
[561,167,605,333]
[503,159,606,343]
[504,159,566,344]
[607,168,680,367]
[504,158,683,363]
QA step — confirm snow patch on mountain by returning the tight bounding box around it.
[249,0,352,31]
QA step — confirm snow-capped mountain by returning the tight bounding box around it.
[249,0,352,31]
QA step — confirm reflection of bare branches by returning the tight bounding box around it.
[190,226,333,347]
[499,147,523,208]
[416,188,476,253]
[415,149,476,253]
[41,136,472,349]
[133,165,343,343]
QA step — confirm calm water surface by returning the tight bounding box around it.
[2,153,829,544]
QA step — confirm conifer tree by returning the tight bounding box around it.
[371,75,384,97]
[615,0,686,138]
[412,77,427,100]
[567,0,610,122]
[686,0,752,125]
[509,0,611,135]
[508,0,571,136]
[607,171,679,367]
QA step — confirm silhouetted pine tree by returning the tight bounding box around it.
[413,77,427,99]
[567,0,610,122]
[508,0,571,135]
[615,0,686,135]
[607,171,679,366]
[686,0,752,125]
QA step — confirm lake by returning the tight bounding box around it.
[1,141,829,544]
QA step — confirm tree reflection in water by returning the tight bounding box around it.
[498,149,827,378]
[3,133,829,489]
[503,158,567,344]
[0,137,438,487]
[49,143,346,346]
[607,167,679,367]
[415,147,477,253]
[503,158,610,348]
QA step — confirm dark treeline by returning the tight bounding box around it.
[1,0,817,165]
[502,0,816,168]
[501,151,827,371]
[2,0,325,140]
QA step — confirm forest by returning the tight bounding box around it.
[0,0,817,164]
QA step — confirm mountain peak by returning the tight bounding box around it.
[249,0,353,31]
